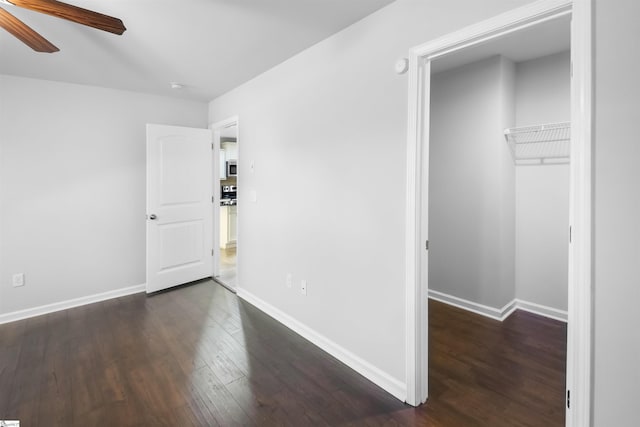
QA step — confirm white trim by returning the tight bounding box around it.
[405,1,592,422]
[428,290,568,323]
[236,288,407,402]
[412,0,572,61]
[566,1,593,426]
[428,289,513,321]
[210,116,240,291]
[404,48,429,407]
[503,299,519,320]
[210,116,240,132]
[515,299,568,322]
[0,284,146,325]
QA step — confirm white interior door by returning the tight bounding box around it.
[146,124,213,293]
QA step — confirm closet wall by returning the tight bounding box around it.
[429,55,516,309]
[429,51,569,314]
[515,51,570,311]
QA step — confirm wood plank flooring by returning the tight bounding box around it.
[0,281,566,426]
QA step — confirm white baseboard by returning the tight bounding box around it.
[428,289,567,322]
[0,283,146,325]
[236,288,407,402]
[428,289,514,321]
[514,299,568,322]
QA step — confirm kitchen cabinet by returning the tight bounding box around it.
[219,205,237,249]
[221,141,237,160]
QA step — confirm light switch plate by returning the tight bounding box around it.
[12,273,24,287]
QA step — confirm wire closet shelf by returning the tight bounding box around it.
[504,121,570,165]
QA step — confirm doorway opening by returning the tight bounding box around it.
[426,19,570,424]
[404,1,592,426]
[212,118,239,292]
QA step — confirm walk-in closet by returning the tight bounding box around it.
[428,49,570,321]
[425,38,571,423]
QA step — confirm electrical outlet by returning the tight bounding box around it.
[286,273,292,288]
[12,273,25,287]
[300,280,307,296]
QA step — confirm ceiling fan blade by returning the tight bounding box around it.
[7,0,126,35]
[0,7,58,52]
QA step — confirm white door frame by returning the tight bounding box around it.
[210,116,240,287]
[404,2,592,427]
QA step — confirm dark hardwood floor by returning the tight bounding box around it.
[0,281,566,426]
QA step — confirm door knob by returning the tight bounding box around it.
[149,214,157,220]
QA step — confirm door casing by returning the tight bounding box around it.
[403,2,592,427]
[210,116,240,291]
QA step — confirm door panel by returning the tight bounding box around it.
[160,138,206,204]
[158,220,204,270]
[147,124,213,293]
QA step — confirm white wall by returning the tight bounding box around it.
[594,0,640,424]
[0,75,208,315]
[515,51,571,126]
[515,166,568,309]
[429,51,570,313]
[514,51,570,311]
[429,56,516,309]
[208,0,532,386]
[499,57,517,308]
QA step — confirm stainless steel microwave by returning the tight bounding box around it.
[226,160,237,177]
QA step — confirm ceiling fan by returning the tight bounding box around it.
[0,0,126,53]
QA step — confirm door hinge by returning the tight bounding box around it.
[211,142,214,150]
[425,240,429,250]
[212,196,215,203]
[567,390,570,409]
[569,226,572,243]
[211,249,214,256]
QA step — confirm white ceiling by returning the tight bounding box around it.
[0,0,396,101]
[431,14,571,74]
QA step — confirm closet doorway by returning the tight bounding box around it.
[427,23,570,425]
[428,25,571,320]
[404,1,593,426]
